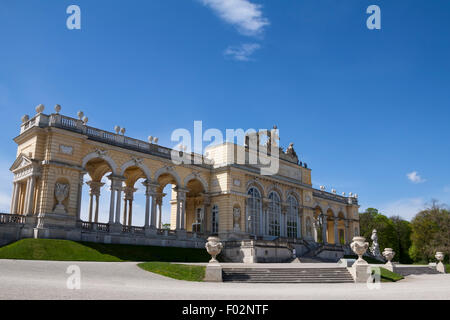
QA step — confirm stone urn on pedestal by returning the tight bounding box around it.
[205,236,223,264]
[435,252,446,273]
[382,248,395,272]
[204,236,224,282]
[351,236,369,265]
[349,236,370,283]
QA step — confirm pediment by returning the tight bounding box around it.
[10,154,33,172]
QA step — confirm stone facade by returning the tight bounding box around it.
[1,107,360,260]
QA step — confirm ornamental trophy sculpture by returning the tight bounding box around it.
[205,236,223,264]
[53,183,69,214]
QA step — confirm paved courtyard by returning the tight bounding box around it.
[0,260,449,300]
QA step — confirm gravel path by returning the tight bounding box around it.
[0,260,449,300]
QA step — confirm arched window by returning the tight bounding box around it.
[211,205,219,234]
[354,227,359,237]
[247,187,261,235]
[268,192,281,236]
[286,195,298,238]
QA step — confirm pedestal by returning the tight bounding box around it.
[385,261,394,272]
[204,263,223,282]
[349,260,371,283]
[437,261,446,274]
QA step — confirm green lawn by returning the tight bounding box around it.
[377,267,404,282]
[0,239,209,262]
[138,262,206,281]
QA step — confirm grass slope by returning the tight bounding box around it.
[378,267,404,282]
[0,239,209,262]
[138,262,206,282]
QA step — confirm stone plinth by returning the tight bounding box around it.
[204,263,222,282]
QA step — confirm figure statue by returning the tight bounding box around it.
[370,229,381,257]
[285,143,298,159]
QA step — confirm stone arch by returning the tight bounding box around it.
[246,179,265,198]
[154,166,181,187]
[119,159,151,181]
[183,173,208,192]
[285,189,301,205]
[82,151,118,175]
[266,184,284,202]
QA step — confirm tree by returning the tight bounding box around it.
[410,201,450,263]
[389,215,413,264]
[359,208,397,260]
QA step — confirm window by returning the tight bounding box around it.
[247,187,261,235]
[268,192,281,236]
[286,195,298,238]
[211,205,219,234]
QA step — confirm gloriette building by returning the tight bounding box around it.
[1,105,360,262]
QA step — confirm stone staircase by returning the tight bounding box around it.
[394,266,441,276]
[222,267,354,283]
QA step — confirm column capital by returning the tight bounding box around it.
[108,175,125,190]
[123,186,138,200]
[87,181,105,196]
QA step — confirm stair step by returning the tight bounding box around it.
[222,267,354,283]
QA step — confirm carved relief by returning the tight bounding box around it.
[53,183,69,214]
[59,145,73,155]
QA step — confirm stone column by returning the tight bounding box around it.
[108,177,116,224]
[150,192,157,228]
[176,193,181,230]
[88,192,94,222]
[94,192,100,223]
[297,209,302,239]
[127,199,133,226]
[122,186,136,226]
[322,215,328,244]
[180,192,187,230]
[261,201,268,236]
[122,197,128,225]
[344,220,350,244]
[115,186,123,224]
[158,199,162,229]
[10,182,19,214]
[334,219,339,245]
[76,172,85,221]
[143,181,151,228]
[24,176,36,216]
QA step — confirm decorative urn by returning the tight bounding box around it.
[435,252,444,262]
[435,252,446,273]
[382,248,395,262]
[205,236,223,264]
[350,236,369,263]
[53,183,69,214]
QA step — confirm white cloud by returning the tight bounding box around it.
[379,197,426,221]
[224,43,261,61]
[407,171,426,184]
[200,0,269,36]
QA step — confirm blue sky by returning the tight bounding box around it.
[0,0,449,223]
